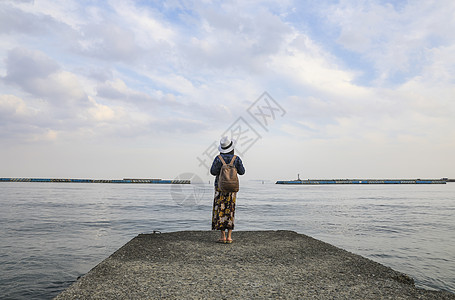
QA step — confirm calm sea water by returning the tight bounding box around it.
[0,181,454,299]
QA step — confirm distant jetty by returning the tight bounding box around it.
[276,179,448,185]
[0,178,190,184]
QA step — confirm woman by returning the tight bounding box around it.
[210,136,245,243]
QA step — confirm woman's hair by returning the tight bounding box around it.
[222,150,234,155]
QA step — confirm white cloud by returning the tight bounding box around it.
[97,79,141,101]
[109,0,176,47]
[88,97,116,122]
[77,23,140,61]
[3,48,87,103]
[4,47,59,81]
[13,0,84,30]
[0,94,49,141]
[0,94,27,116]
[142,73,197,96]
[32,128,59,142]
[327,0,455,84]
[270,33,365,97]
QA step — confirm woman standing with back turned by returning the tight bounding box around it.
[210,136,245,243]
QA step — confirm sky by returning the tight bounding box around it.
[1,0,454,182]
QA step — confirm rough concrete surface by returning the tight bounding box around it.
[55,230,455,299]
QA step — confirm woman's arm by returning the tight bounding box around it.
[210,156,221,176]
[235,157,245,175]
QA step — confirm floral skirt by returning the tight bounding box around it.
[211,187,236,230]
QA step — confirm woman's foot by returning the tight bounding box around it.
[217,230,226,243]
[226,229,233,243]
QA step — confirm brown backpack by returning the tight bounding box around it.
[218,155,239,192]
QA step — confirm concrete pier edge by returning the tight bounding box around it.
[55,230,454,299]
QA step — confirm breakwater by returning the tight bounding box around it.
[0,178,190,184]
[54,231,455,299]
[276,179,447,184]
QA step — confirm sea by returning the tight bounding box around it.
[0,181,454,299]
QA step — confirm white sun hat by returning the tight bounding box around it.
[218,136,236,153]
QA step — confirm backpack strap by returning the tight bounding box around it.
[218,154,236,166]
[229,155,237,166]
[218,154,226,165]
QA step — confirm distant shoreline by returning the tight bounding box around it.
[1,177,453,185]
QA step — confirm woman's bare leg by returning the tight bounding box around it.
[227,229,232,242]
[220,230,226,241]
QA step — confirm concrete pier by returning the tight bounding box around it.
[55,231,454,299]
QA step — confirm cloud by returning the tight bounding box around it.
[109,0,175,46]
[0,47,213,143]
[0,94,31,124]
[4,47,59,81]
[0,4,49,35]
[327,0,455,84]
[88,97,116,122]
[76,23,142,62]
[0,94,50,141]
[179,4,293,73]
[3,48,89,109]
[10,0,83,30]
[97,79,144,101]
[271,34,363,96]
[0,1,76,38]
